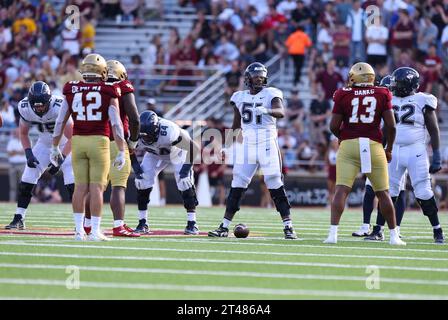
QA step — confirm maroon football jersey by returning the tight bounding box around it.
[109,79,134,140]
[332,86,392,144]
[64,81,121,137]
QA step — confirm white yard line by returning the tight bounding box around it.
[0,241,446,262]
[1,251,448,272]
[0,263,447,286]
[0,278,446,299]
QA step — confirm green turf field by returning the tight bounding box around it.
[0,203,447,300]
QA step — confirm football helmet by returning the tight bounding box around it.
[107,60,128,81]
[379,75,391,88]
[390,67,419,97]
[79,53,107,81]
[348,62,375,87]
[244,62,268,91]
[28,81,51,117]
[139,110,160,144]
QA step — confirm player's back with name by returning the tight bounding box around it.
[63,80,121,137]
[332,85,392,144]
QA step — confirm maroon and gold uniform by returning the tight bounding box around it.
[64,80,121,186]
[332,86,392,191]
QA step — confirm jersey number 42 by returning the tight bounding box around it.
[72,92,102,121]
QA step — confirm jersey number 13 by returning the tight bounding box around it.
[349,97,377,124]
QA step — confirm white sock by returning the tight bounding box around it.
[222,218,231,228]
[91,216,102,234]
[114,220,124,228]
[138,210,147,221]
[283,219,293,228]
[379,225,385,231]
[329,225,338,237]
[390,228,399,239]
[433,224,441,230]
[187,211,196,222]
[362,223,370,229]
[160,198,166,206]
[84,218,91,228]
[16,207,26,218]
[73,213,84,234]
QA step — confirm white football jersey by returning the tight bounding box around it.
[139,118,184,159]
[18,95,67,146]
[231,87,283,144]
[392,92,437,146]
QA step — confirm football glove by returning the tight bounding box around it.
[113,151,126,171]
[179,177,193,190]
[50,145,62,167]
[429,149,442,174]
[47,155,65,175]
[127,138,138,151]
[25,148,39,168]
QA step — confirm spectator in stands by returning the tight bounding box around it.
[290,0,312,33]
[286,88,305,124]
[366,14,389,69]
[0,21,12,53]
[309,89,331,146]
[245,27,269,63]
[278,128,298,171]
[421,44,443,102]
[276,0,296,20]
[285,25,312,86]
[319,1,337,31]
[332,23,351,70]
[391,9,415,65]
[314,59,344,103]
[101,0,121,19]
[214,35,240,62]
[0,99,16,128]
[61,20,80,58]
[192,10,211,42]
[316,22,333,55]
[224,60,242,97]
[38,3,58,45]
[81,16,96,52]
[297,139,318,172]
[173,37,198,86]
[6,127,26,202]
[272,22,290,55]
[395,49,414,68]
[120,0,141,23]
[417,13,438,62]
[346,0,365,64]
[334,0,352,25]
[41,47,60,72]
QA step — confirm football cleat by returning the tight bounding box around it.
[389,237,406,246]
[434,228,445,244]
[123,224,135,233]
[352,224,370,237]
[283,226,298,239]
[135,219,150,234]
[84,226,91,235]
[5,214,25,230]
[208,224,229,237]
[323,235,337,244]
[184,221,199,235]
[74,232,86,241]
[364,226,385,241]
[88,232,111,241]
[113,225,140,237]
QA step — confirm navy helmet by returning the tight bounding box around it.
[379,75,391,88]
[139,110,160,144]
[28,81,51,116]
[244,62,268,91]
[390,67,420,97]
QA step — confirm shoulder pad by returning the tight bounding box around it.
[421,93,437,109]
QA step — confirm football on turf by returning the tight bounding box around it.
[233,223,249,238]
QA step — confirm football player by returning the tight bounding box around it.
[51,53,126,241]
[131,111,201,234]
[208,62,298,239]
[5,81,75,230]
[376,67,444,243]
[84,60,141,237]
[324,62,405,245]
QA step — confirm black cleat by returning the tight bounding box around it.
[434,228,445,244]
[184,221,199,235]
[364,226,385,241]
[208,223,229,237]
[5,214,25,230]
[134,219,150,234]
[284,226,298,239]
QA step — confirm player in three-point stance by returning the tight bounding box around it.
[52,53,126,241]
[324,62,405,245]
[208,62,298,239]
[5,81,74,230]
[131,110,201,234]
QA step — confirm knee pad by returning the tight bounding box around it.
[269,186,291,217]
[65,183,75,201]
[416,196,438,217]
[137,188,152,211]
[18,182,35,209]
[181,187,198,211]
[225,187,247,214]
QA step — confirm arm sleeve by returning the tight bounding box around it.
[108,105,124,140]
[53,99,70,138]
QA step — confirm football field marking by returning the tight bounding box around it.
[1,241,447,262]
[0,278,447,299]
[1,251,448,272]
[1,262,447,286]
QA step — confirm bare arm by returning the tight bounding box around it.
[329,113,343,138]
[52,99,71,147]
[122,92,140,143]
[424,107,440,151]
[61,118,73,157]
[382,109,396,161]
[224,103,241,148]
[269,97,285,118]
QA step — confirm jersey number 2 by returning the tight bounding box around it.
[349,96,377,124]
[72,92,102,121]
